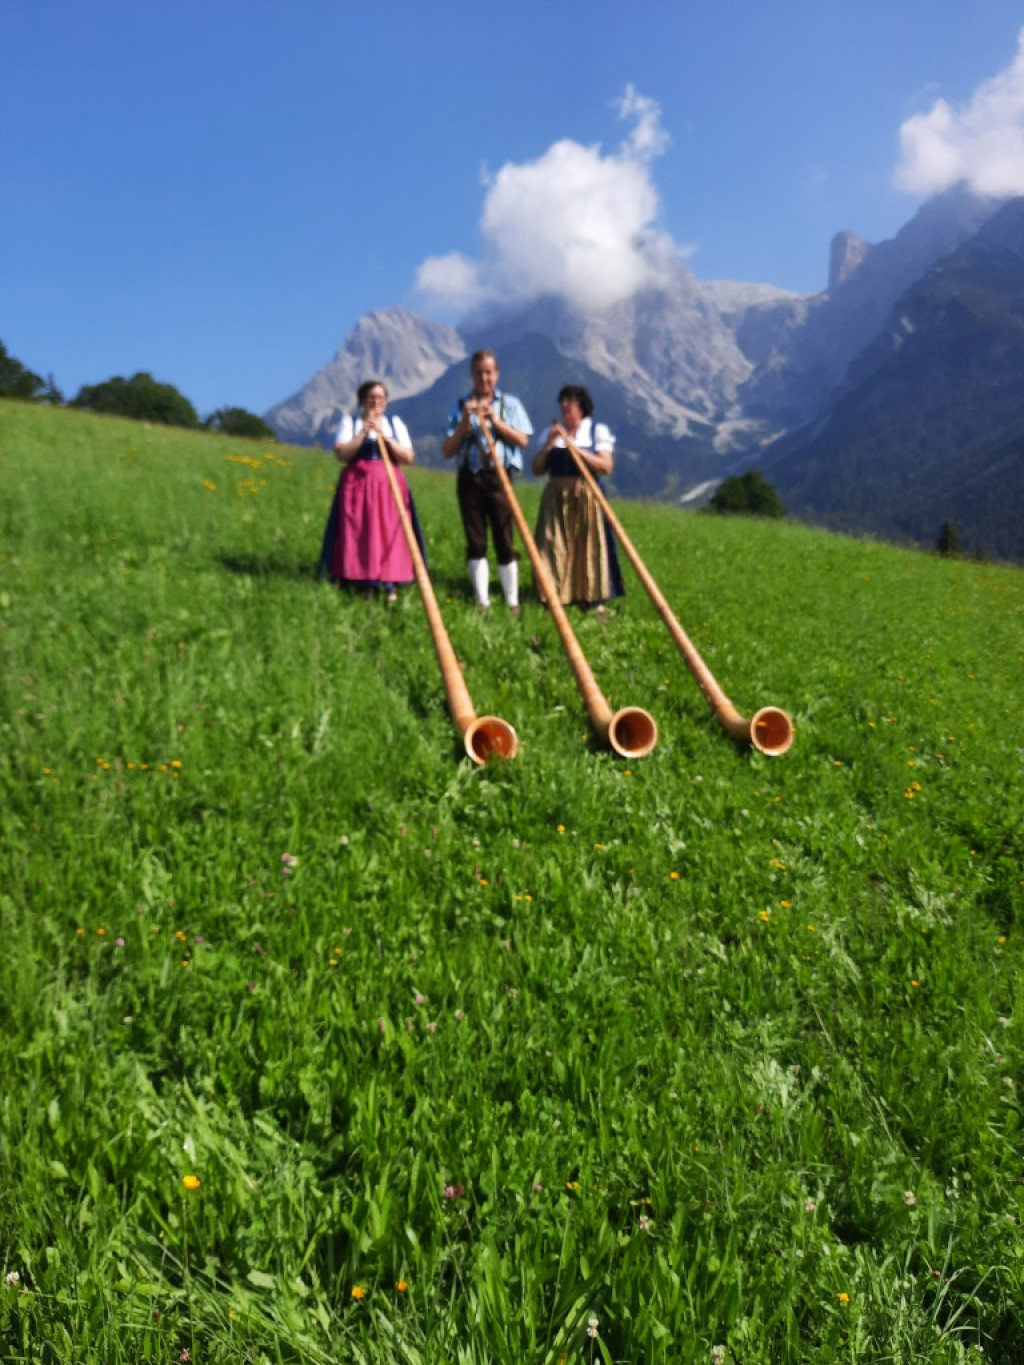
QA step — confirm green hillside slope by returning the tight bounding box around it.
[2,400,1023,1363]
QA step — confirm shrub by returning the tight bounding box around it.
[70,372,199,428]
[0,340,62,403]
[707,469,786,518]
[203,407,277,441]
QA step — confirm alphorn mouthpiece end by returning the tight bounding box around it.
[749,706,794,757]
[607,707,658,760]
[464,716,519,765]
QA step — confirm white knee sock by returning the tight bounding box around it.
[498,560,519,608]
[468,558,490,606]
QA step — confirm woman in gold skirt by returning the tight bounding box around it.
[531,385,624,614]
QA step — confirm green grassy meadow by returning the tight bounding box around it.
[1,399,1023,1364]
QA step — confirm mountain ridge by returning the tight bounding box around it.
[264,188,1023,558]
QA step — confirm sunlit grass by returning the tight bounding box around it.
[1,399,1023,1363]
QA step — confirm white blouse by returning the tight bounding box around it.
[538,416,614,453]
[336,413,412,447]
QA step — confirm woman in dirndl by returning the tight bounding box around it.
[531,385,624,616]
[319,379,424,600]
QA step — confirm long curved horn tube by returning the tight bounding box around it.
[477,421,657,759]
[555,425,793,756]
[375,434,517,765]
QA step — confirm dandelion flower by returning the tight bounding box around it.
[351,1285,366,1300]
[836,1291,850,1303]
[182,1174,201,1191]
[395,1279,408,1292]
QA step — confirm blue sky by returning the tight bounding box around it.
[3,0,1023,417]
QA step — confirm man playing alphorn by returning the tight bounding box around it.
[442,349,532,614]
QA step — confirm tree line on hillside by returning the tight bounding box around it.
[0,340,277,441]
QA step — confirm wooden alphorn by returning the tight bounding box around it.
[553,423,793,756]
[375,433,517,764]
[475,419,657,759]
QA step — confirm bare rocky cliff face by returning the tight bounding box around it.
[760,195,1024,561]
[736,185,1003,429]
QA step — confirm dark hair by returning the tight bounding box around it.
[356,379,387,407]
[470,349,498,370]
[558,384,593,419]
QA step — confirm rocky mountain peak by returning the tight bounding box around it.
[265,308,465,447]
[829,231,871,290]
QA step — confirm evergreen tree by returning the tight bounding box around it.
[936,521,961,557]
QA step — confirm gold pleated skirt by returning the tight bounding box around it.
[533,477,616,606]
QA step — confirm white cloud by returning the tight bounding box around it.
[414,252,480,315]
[415,88,688,314]
[895,28,1024,197]
[614,84,671,161]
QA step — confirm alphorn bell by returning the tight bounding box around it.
[375,433,518,765]
[475,418,657,759]
[554,423,793,756]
